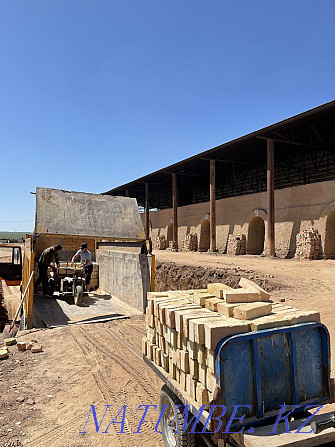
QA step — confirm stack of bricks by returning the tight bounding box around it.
[295,228,321,260]
[227,234,246,255]
[155,236,168,250]
[183,233,198,252]
[168,241,177,251]
[142,277,320,409]
[45,262,99,289]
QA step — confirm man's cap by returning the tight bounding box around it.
[80,243,88,249]
[54,244,62,251]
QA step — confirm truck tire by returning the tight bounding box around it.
[159,385,196,447]
[75,285,83,306]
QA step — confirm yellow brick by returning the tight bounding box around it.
[197,344,206,365]
[223,289,262,303]
[190,358,199,380]
[207,283,233,298]
[180,350,190,373]
[142,337,147,356]
[249,315,290,331]
[283,310,320,325]
[174,307,202,333]
[206,370,217,394]
[206,349,216,371]
[196,383,209,408]
[217,301,242,317]
[199,363,207,387]
[166,304,201,328]
[180,370,187,392]
[193,292,216,306]
[233,302,272,320]
[182,310,213,338]
[204,318,249,351]
[205,297,223,312]
[189,314,221,343]
[239,277,270,300]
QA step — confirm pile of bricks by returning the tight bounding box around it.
[142,278,320,409]
[183,233,198,252]
[295,228,321,260]
[227,234,246,255]
[168,241,177,251]
[155,236,168,250]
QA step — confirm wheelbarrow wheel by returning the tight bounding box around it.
[75,285,83,306]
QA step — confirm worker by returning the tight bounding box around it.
[71,243,93,291]
[34,244,62,296]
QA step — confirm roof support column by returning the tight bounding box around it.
[267,138,275,257]
[209,159,217,252]
[172,173,178,251]
[125,189,129,197]
[145,183,150,240]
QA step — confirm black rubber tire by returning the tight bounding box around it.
[48,278,55,296]
[159,385,196,447]
[75,285,83,306]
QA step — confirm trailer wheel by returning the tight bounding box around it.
[159,385,196,447]
[75,285,83,306]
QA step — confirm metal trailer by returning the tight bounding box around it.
[144,322,335,447]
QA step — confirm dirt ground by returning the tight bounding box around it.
[0,318,164,447]
[0,251,334,447]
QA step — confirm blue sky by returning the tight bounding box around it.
[0,0,334,231]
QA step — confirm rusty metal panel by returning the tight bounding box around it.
[35,188,145,239]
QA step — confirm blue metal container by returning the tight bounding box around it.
[215,322,330,424]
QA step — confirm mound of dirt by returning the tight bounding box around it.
[154,261,278,293]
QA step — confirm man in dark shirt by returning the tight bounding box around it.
[34,244,62,296]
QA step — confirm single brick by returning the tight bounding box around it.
[238,277,270,300]
[233,302,272,320]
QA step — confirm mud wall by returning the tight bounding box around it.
[96,248,152,313]
[144,180,335,258]
[35,188,145,239]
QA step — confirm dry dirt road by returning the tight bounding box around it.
[0,317,164,447]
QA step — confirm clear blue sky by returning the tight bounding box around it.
[1,0,334,231]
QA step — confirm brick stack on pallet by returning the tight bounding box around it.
[183,233,198,252]
[227,234,246,255]
[155,236,168,250]
[142,278,320,409]
[295,228,321,260]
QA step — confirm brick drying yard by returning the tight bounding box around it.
[0,252,335,447]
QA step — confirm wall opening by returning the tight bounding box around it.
[199,220,210,252]
[324,211,335,259]
[247,217,265,255]
[167,223,173,243]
